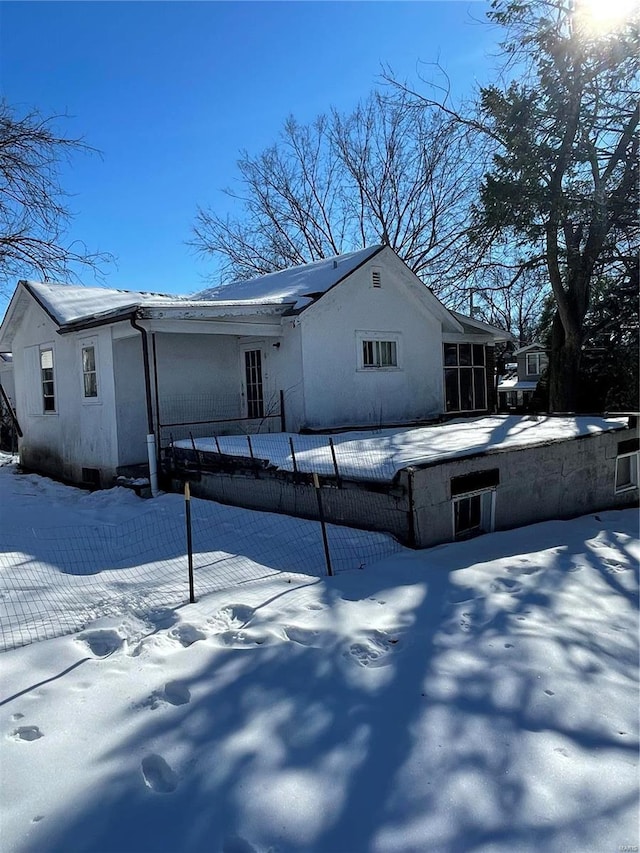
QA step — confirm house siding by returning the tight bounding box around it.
[13,301,119,483]
[299,252,443,429]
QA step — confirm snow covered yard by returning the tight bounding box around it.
[0,455,638,853]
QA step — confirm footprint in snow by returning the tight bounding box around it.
[207,604,255,635]
[490,577,523,594]
[141,754,178,793]
[459,612,474,632]
[11,713,24,721]
[214,629,272,649]
[603,558,627,574]
[140,681,191,710]
[75,629,123,658]
[11,726,43,742]
[282,626,321,647]
[169,624,206,647]
[163,681,191,706]
[507,562,541,576]
[345,631,401,667]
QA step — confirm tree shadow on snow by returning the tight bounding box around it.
[31,513,639,853]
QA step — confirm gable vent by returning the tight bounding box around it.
[372,269,382,288]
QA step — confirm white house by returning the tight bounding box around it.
[0,245,511,487]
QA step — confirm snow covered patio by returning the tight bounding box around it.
[0,450,637,853]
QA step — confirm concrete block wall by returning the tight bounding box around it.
[410,425,639,548]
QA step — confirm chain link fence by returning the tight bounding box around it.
[0,487,403,653]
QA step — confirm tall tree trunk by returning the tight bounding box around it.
[548,310,583,412]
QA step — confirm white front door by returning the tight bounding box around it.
[240,345,265,419]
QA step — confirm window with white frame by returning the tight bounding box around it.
[357,332,400,370]
[444,343,487,412]
[615,452,639,494]
[40,348,55,412]
[451,469,498,540]
[526,351,544,375]
[81,343,98,398]
[453,489,495,539]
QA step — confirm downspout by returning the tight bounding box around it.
[130,313,159,497]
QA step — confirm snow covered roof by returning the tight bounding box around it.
[497,378,538,391]
[0,247,384,337]
[23,280,186,327]
[0,245,508,345]
[190,245,384,310]
[513,342,547,355]
[450,311,514,343]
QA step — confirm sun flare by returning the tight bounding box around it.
[574,0,638,35]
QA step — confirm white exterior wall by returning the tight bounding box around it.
[113,334,148,467]
[154,333,240,418]
[298,252,444,429]
[268,319,304,431]
[12,301,119,483]
[152,331,300,436]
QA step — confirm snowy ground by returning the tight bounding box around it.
[173,415,627,481]
[0,454,638,853]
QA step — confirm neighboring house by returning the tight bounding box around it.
[0,245,511,487]
[497,343,548,412]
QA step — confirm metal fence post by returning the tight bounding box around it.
[184,481,195,603]
[289,437,298,475]
[328,437,341,486]
[313,472,333,577]
[407,467,417,548]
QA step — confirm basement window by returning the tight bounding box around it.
[452,488,495,540]
[81,467,101,489]
[615,452,639,494]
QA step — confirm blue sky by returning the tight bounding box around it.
[0,1,495,304]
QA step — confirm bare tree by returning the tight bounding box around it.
[0,99,111,294]
[191,91,484,301]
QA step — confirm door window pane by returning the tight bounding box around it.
[244,350,264,419]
